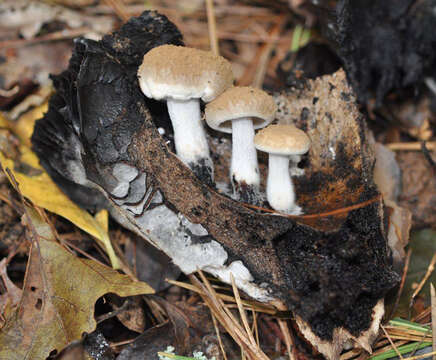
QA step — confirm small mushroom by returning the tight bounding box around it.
[254,124,310,214]
[205,86,276,203]
[137,45,234,183]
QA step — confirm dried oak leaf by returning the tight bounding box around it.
[0,258,22,324]
[30,11,398,359]
[0,206,153,360]
[0,141,120,268]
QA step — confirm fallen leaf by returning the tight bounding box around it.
[0,113,9,128]
[95,209,109,233]
[0,144,121,268]
[0,258,22,326]
[0,205,153,360]
[397,151,436,228]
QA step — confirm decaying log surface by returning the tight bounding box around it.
[130,70,399,358]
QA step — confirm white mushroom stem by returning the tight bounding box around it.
[266,154,296,213]
[231,117,260,186]
[166,98,211,167]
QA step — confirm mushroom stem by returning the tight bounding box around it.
[166,98,213,180]
[267,153,295,213]
[231,117,260,188]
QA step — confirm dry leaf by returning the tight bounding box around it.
[0,144,120,268]
[0,206,153,360]
[0,258,22,327]
[1,107,118,267]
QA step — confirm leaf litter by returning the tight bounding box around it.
[0,1,435,360]
[0,203,152,360]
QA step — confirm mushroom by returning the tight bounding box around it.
[137,45,234,183]
[254,124,310,214]
[205,86,276,203]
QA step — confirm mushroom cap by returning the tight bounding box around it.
[205,86,276,133]
[137,45,234,102]
[254,124,311,155]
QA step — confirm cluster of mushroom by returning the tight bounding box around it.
[137,44,310,215]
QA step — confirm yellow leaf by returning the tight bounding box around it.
[95,209,109,233]
[0,145,121,269]
[0,112,9,129]
[14,102,48,147]
[0,206,153,360]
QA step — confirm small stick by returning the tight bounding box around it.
[381,324,404,360]
[0,27,91,48]
[431,283,436,360]
[386,142,436,151]
[103,0,129,22]
[277,319,296,360]
[230,273,257,347]
[389,248,412,319]
[206,0,219,56]
[410,253,436,307]
[96,299,130,323]
[211,312,228,360]
[274,301,296,360]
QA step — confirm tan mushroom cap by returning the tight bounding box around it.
[138,45,234,102]
[205,86,277,133]
[254,124,311,155]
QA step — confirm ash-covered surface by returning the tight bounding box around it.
[31,11,399,356]
[335,0,436,105]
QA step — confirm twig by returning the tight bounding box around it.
[410,253,436,307]
[96,299,130,324]
[243,194,382,219]
[230,273,257,347]
[206,0,219,56]
[103,0,129,22]
[413,307,432,323]
[191,271,270,360]
[277,319,296,360]
[406,351,436,360]
[389,248,413,319]
[110,338,136,347]
[431,283,436,360]
[0,27,92,48]
[62,239,109,269]
[167,279,277,314]
[274,301,296,360]
[211,312,228,360]
[387,142,436,151]
[381,324,404,359]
